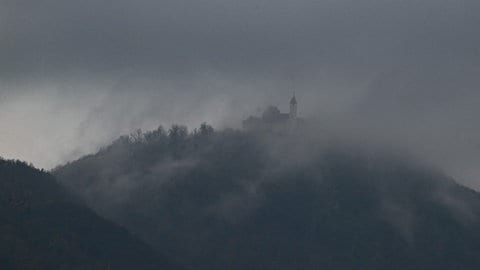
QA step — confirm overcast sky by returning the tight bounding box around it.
[1,0,479,188]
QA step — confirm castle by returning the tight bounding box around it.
[242,94,301,131]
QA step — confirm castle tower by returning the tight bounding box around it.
[289,93,297,120]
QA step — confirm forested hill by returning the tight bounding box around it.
[55,124,480,270]
[0,159,181,270]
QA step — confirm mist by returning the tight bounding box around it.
[1,0,479,188]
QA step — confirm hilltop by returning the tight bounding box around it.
[55,124,480,270]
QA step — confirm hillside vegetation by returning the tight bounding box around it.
[55,125,480,270]
[0,159,181,270]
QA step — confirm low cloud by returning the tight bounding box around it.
[0,0,479,188]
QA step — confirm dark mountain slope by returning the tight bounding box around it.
[55,125,480,270]
[0,159,181,270]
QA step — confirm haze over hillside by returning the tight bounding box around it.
[54,124,480,270]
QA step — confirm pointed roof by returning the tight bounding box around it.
[290,93,297,105]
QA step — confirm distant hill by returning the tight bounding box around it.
[0,159,181,270]
[55,125,480,270]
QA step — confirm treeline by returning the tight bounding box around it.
[90,123,252,161]
[127,123,214,145]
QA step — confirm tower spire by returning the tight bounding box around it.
[289,92,297,119]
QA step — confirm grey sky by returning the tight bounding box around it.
[0,0,479,188]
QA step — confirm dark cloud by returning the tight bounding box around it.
[0,0,479,188]
[2,0,478,76]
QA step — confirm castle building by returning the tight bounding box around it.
[242,94,301,131]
